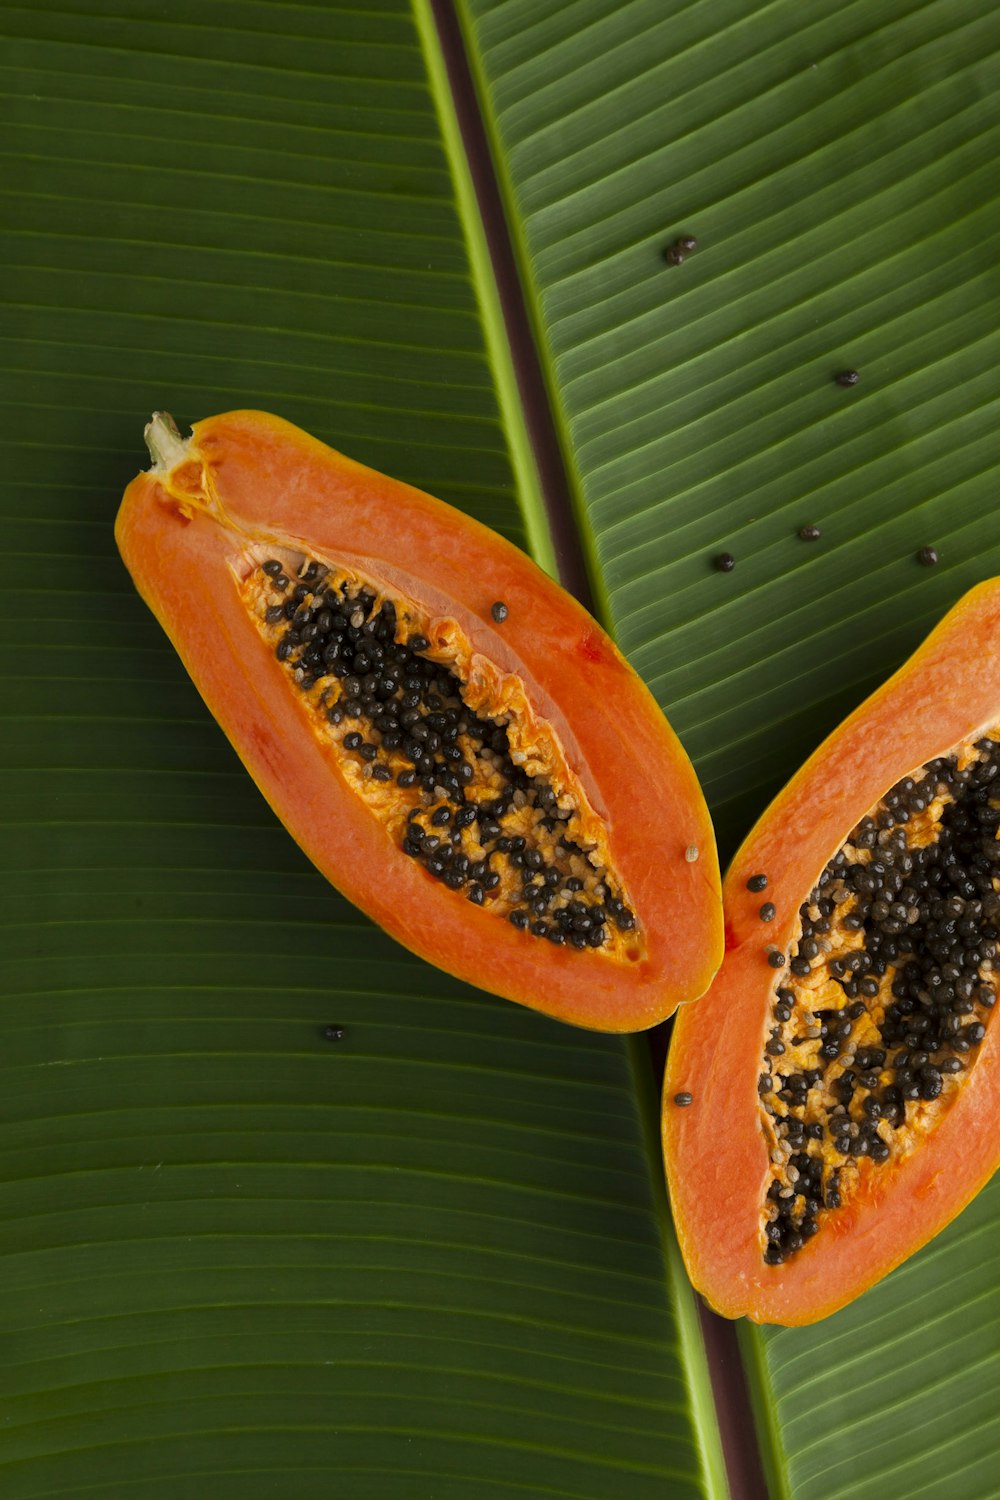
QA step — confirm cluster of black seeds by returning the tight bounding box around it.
[760,737,1000,1264]
[256,558,635,948]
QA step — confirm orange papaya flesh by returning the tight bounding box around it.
[663,580,1000,1324]
[115,410,723,1032]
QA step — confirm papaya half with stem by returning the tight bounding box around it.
[115,409,722,1032]
[663,580,1000,1324]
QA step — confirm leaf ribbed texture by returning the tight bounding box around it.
[0,2,719,1495]
[744,1182,1000,1500]
[463,0,1000,851]
[462,0,1000,1495]
[8,0,1000,1489]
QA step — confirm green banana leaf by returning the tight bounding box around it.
[2,0,998,1495]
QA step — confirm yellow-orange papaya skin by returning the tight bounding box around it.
[663,579,1000,1323]
[115,410,723,1032]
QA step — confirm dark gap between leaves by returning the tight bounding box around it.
[428,4,770,1496]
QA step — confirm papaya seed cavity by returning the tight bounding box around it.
[244,551,641,958]
[759,733,999,1264]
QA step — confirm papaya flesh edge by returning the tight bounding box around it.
[663,579,1000,1325]
[115,409,723,1032]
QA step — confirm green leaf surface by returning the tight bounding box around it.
[460,0,1000,1495]
[6,0,1000,1494]
[742,1179,1000,1500]
[462,0,1000,850]
[0,2,721,1496]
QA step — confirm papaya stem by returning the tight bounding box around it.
[144,411,189,471]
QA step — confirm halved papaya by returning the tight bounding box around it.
[115,410,722,1032]
[663,581,1000,1323]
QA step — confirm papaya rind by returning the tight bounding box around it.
[663,579,1000,1322]
[116,410,724,1033]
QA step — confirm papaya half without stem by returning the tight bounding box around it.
[664,580,1000,1324]
[115,410,723,1032]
